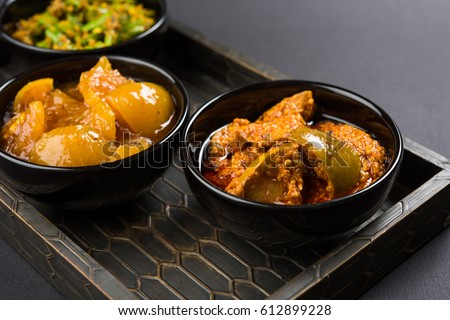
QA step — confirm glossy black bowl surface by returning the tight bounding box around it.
[181,80,403,248]
[0,0,167,55]
[0,55,189,210]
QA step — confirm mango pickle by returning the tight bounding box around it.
[226,144,304,204]
[204,91,387,205]
[288,126,361,198]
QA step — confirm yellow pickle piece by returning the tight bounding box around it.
[1,100,46,160]
[13,78,54,113]
[105,82,175,140]
[29,125,111,167]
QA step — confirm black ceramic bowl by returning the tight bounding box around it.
[0,55,189,210]
[0,0,167,55]
[181,80,403,248]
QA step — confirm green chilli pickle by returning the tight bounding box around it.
[7,0,157,50]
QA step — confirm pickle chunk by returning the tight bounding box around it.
[288,126,361,198]
[30,125,110,167]
[105,82,174,140]
[108,138,152,162]
[78,56,131,99]
[13,78,53,113]
[226,144,304,204]
[1,100,46,160]
[77,56,130,141]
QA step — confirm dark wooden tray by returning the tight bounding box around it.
[0,21,449,300]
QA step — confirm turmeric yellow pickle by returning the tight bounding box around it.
[0,56,176,167]
[202,90,387,205]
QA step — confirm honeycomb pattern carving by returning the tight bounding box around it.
[54,161,330,299]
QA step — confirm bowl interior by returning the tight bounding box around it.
[184,80,402,205]
[0,0,166,54]
[0,55,188,169]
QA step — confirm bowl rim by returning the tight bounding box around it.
[181,79,404,211]
[0,0,167,54]
[0,54,190,172]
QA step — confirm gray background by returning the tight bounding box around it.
[0,0,449,299]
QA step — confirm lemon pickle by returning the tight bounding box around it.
[0,56,176,167]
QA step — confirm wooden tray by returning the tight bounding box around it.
[0,22,449,299]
